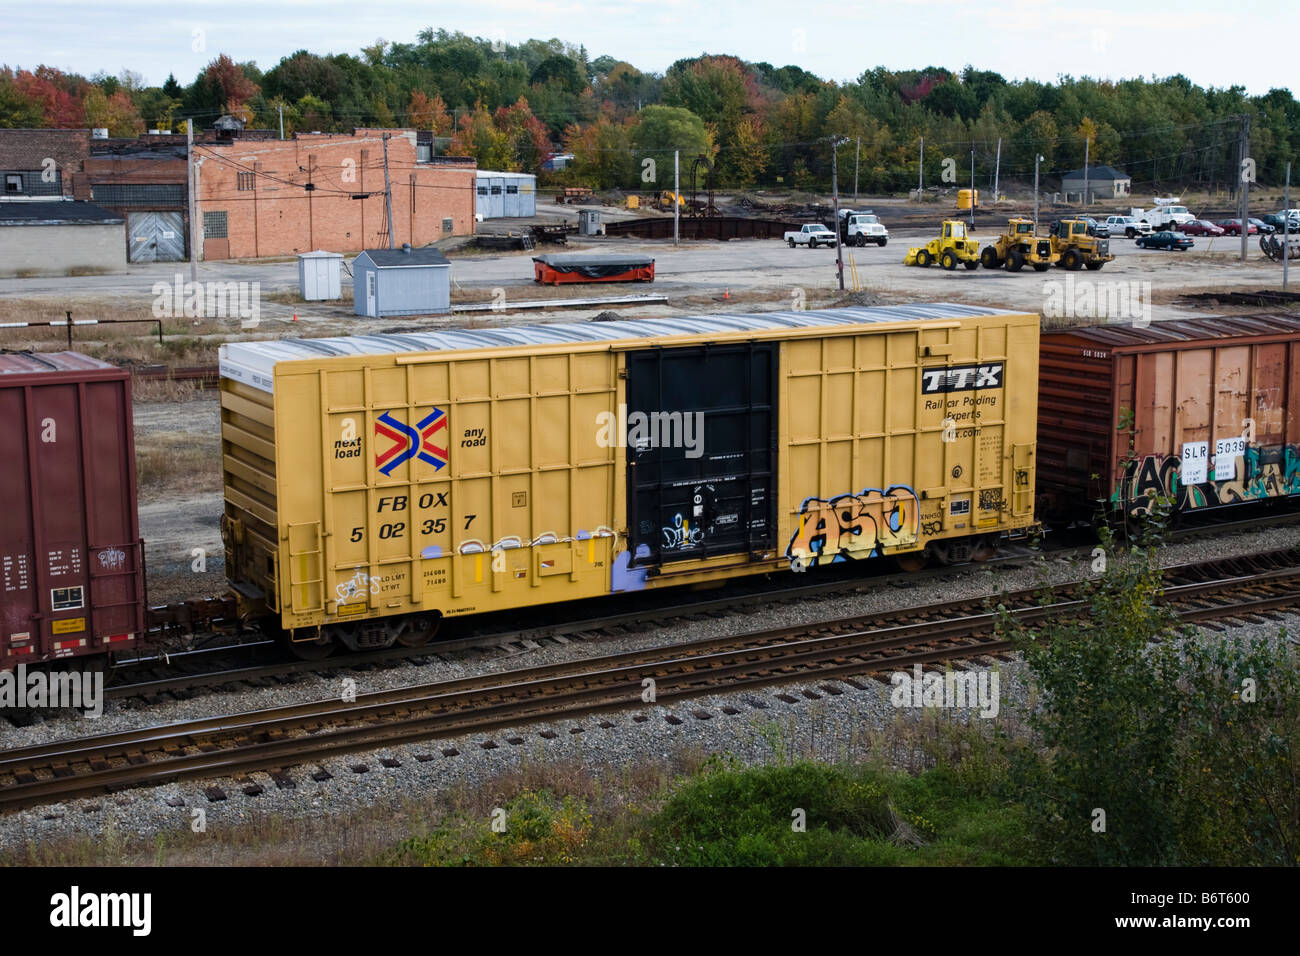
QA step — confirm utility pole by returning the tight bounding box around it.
[278,104,284,140]
[382,132,395,249]
[1285,161,1291,290]
[1240,114,1251,262]
[1034,154,1041,233]
[186,118,198,282]
[854,136,860,201]
[993,138,1001,203]
[918,137,924,197]
[1083,137,1090,209]
[831,136,846,290]
[969,145,975,227]
[673,149,679,246]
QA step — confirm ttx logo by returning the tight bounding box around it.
[375,409,448,476]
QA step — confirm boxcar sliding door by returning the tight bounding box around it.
[625,343,778,566]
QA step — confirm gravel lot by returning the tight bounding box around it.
[2,521,1295,854]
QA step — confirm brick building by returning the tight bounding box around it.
[193,129,476,260]
[0,129,90,199]
[84,145,189,261]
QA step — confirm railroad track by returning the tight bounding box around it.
[2,548,1296,814]
[107,507,1300,704]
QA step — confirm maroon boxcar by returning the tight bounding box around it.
[1037,314,1300,523]
[0,352,144,670]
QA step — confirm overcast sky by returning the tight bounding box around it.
[8,0,1293,95]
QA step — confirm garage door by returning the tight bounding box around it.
[127,211,186,262]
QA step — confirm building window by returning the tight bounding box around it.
[90,183,184,206]
[477,186,488,196]
[4,174,21,193]
[442,217,453,233]
[51,586,84,611]
[237,171,255,191]
[491,185,502,195]
[203,210,228,238]
[506,185,518,194]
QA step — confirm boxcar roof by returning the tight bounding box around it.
[0,351,118,376]
[219,303,1021,393]
[1042,313,1300,347]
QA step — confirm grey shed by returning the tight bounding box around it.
[352,245,451,317]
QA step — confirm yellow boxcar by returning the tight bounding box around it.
[218,304,1039,651]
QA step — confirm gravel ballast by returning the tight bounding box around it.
[1,522,1296,852]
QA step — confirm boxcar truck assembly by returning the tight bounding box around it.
[1037,315,1300,525]
[0,352,145,670]
[217,304,1040,654]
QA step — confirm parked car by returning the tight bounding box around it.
[1177,219,1225,237]
[1248,217,1276,235]
[1136,231,1195,250]
[1262,213,1300,233]
[1215,219,1258,236]
[1105,215,1151,238]
[1080,216,1110,238]
[784,223,838,248]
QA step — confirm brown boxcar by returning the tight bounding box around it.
[1037,315,1300,522]
[0,352,144,670]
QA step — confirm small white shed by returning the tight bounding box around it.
[297,250,344,301]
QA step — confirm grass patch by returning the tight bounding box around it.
[384,741,1036,867]
[135,430,221,494]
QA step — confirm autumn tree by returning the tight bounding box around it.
[83,87,144,137]
[204,54,260,110]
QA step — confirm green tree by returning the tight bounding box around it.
[1004,538,1185,865]
[631,104,713,182]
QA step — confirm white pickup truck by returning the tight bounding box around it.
[784,223,838,248]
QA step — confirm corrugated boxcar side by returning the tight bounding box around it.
[1113,338,1300,511]
[1036,331,1116,518]
[267,347,619,632]
[1039,318,1300,518]
[782,313,1039,569]
[220,376,279,609]
[0,356,143,667]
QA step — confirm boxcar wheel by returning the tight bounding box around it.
[283,631,335,661]
[896,552,928,572]
[397,613,442,647]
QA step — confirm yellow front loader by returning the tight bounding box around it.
[904,220,981,269]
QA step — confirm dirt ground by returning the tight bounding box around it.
[133,397,225,605]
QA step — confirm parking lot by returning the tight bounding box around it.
[0,215,1291,334]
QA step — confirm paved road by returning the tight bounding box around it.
[0,229,1283,325]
